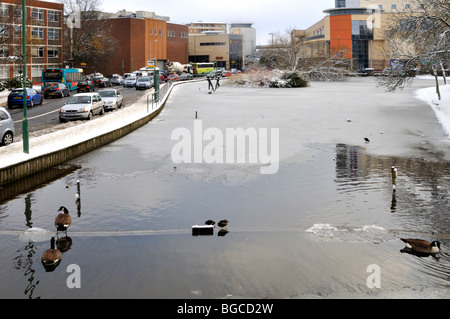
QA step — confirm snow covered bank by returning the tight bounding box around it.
[416,84,450,138]
[0,84,172,170]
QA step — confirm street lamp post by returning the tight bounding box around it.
[21,0,29,154]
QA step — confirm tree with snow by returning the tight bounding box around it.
[378,0,449,99]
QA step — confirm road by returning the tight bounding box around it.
[8,85,148,139]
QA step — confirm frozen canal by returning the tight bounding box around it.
[0,77,449,299]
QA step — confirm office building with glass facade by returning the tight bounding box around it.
[292,0,419,71]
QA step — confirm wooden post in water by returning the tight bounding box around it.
[391,166,397,191]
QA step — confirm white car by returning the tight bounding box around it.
[0,106,15,146]
[123,75,137,87]
[59,93,105,122]
[98,89,124,111]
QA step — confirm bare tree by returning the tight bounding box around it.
[378,0,449,99]
[259,28,353,81]
[61,0,117,71]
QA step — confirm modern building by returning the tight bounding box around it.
[89,11,189,75]
[229,23,256,64]
[189,32,244,70]
[292,0,420,71]
[188,22,227,34]
[0,0,64,83]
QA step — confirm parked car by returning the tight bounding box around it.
[123,75,137,87]
[166,74,180,82]
[59,93,105,122]
[180,73,193,81]
[7,88,43,108]
[0,106,15,146]
[93,77,112,88]
[43,83,70,98]
[98,89,124,111]
[222,70,232,77]
[111,75,123,86]
[135,76,153,90]
[77,80,95,93]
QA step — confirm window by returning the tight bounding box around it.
[48,47,59,58]
[0,24,9,38]
[0,65,9,79]
[0,46,9,58]
[31,8,44,20]
[405,4,410,9]
[31,47,44,58]
[32,65,42,78]
[159,29,162,36]
[31,27,44,39]
[48,28,59,40]
[14,25,21,38]
[0,4,9,17]
[48,10,59,22]
[391,4,396,9]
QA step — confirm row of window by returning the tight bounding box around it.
[0,45,59,58]
[0,64,59,79]
[167,30,189,39]
[199,42,226,46]
[0,25,60,40]
[0,4,60,23]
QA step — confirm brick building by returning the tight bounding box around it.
[90,13,188,76]
[0,0,64,83]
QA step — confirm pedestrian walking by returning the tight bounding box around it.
[207,75,215,92]
[215,76,220,90]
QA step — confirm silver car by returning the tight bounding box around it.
[135,76,153,90]
[59,93,105,122]
[123,75,137,87]
[98,89,124,111]
[0,106,15,146]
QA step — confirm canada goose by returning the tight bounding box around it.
[204,220,215,226]
[55,206,71,234]
[400,238,441,254]
[41,237,62,272]
[218,220,228,229]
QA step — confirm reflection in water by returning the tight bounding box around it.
[40,237,62,272]
[334,143,450,237]
[56,236,73,253]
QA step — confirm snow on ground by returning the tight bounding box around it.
[416,83,450,138]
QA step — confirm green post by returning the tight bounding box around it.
[154,69,160,102]
[22,0,29,154]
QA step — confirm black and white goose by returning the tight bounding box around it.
[400,238,441,255]
[41,237,62,272]
[55,206,71,234]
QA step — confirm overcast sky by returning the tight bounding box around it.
[52,0,336,45]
